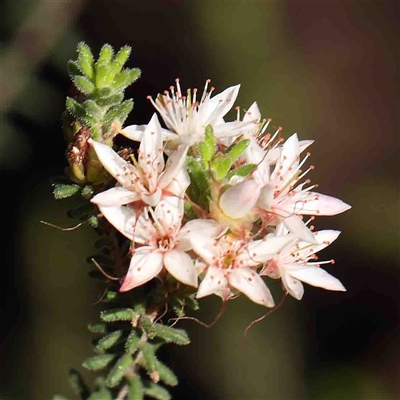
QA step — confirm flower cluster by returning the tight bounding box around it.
[90,80,350,307]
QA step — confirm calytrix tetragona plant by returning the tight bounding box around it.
[52,43,351,399]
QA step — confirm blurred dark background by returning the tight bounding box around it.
[1,1,399,399]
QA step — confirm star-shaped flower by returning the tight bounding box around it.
[261,224,346,300]
[190,233,294,307]
[120,80,258,146]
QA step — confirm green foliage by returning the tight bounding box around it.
[210,155,232,181]
[198,124,215,164]
[106,354,133,388]
[226,138,250,161]
[100,308,137,322]
[153,324,190,345]
[127,375,144,400]
[186,157,210,209]
[82,354,116,371]
[143,382,171,400]
[95,330,123,353]
[52,183,80,199]
[69,368,90,399]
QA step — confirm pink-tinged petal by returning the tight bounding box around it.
[91,140,137,187]
[158,144,189,189]
[258,183,275,210]
[283,214,316,243]
[91,187,139,207]
[98,205,138,241]
[196,266,228,299]
[163,167,190,197]
[177,219,225,251]
[140,187,162,207]
[164,250,197,287]
[288,267,346,292]
[199,85,240,124]
[139,114,164,190]
[295,230,341,259]
[295,192,351,216]
[154,197,183,232]
[271,133,300,189]
[190,234,221,265]
[228,268,275,307]
[242,235,295,265]
[214,120,258,139]
[120,248,163,291]
[281,272,304,300]
[219,180,261,219]
[121,125,178,143]
[243,102,261,123]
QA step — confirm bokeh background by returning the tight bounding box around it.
[1,1,399,399]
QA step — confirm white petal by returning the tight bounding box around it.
[200,84,240,124]
[154,197,183,232]
[164,250,197,287]
[91,140,137,187]
[91,187,139,207]
[163,167,190,197]
[228,268,275,307]
[190,234,220,265]
[98,205,138,241]
[281,272,304,300]
[119,124,145,141]
[288,267,346,292]
[283,214,316,243]
[138,114,164,191]
[120,248,163,291]
[295,230,341,259]
[158,144,189,189]
[196,266,228,299]
[213,120,258,139]
[258,183,275,210]
[296,192,351,216]
[140,187,162,207]
[243,102,261,123]
[219,180,261,219]
[242,235,295,265]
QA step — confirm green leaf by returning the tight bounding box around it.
[77,42,95,79]
[82,354,115,371]
[186,157,210,207]
[103,290,118,303]
[153,324,190,345]
[66,97,86,119]
[185,296,199,311]
[81,185,94,199]
[125,330,141,355]
[103,100,133,128]
[139,315,156,338]
[226,163,256,180]
[69,368,90,399]
[198,124,215,163]
[87,388,113,400]
[96,93,124,108]
[95,63,114,88]
[98,44,114,64]
[106,354,133,388]
[156,360,178,386]
[140,342,157,374]
[226,139,250,161]
[67,60,82,77]
[143,382,171,400]
[88,322,108,334]
[210,155,232,181]
[114,46,132,68]
[83,99,103,119]
[88,215,99,228]
[73,76,95,96]
[95,330,123,352]
[100,308,137,323]
[127,374,144,400]
[113,68,141,91]
[52,183,80,199]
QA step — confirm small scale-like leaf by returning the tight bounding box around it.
[153,324,190,345]
[210,155,232,181]
[73,76,95,96]
[77,42,95,79]
[139,315,156,338]
[83,99,103,119]
[87,388,113,400]
[113,68,141,91]
[226,139,250,161]
[100,308,137,323]
[67,60,81,76]
[95,63,114,88]
[98,44,114,64]
[184,296,199,311]
[66,97,85,119]
[156,360,178,386]
[103,100,133,128]
[198,125,215,163]
[88,215,99,228]
[103,290,118,303]
[96,93,124,107]
[95,330,123,352]
[186,157,210,208]
[52,183,80,199]
[69,368,90,398]
[88,322,107,334]
[82,354,115,371]
[114,46,132,67]
[106,354,133,388]
[140,342,157,374]
[226,163,256,180]
[125,330,140,355]
[127,374,144,400]
[143,382,171,400]
[81,185,94,199]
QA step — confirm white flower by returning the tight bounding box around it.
[261,224,346,300]
[257,133,351,242]
[190,233,294,307]
[120,80,258,146]
[90,114,190,234]
[120,197,224,292]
